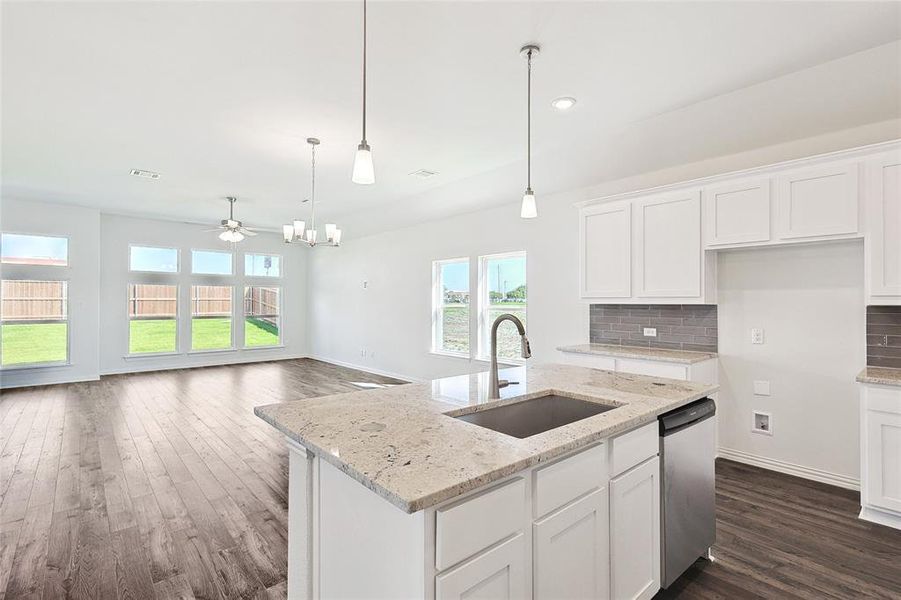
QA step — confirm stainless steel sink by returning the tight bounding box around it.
[453,394,616,439]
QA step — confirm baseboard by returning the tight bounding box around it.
[717,447,860,491]
[304,355,423,383]
[859,506,901,530]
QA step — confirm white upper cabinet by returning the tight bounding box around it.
[775,162,859,240]
[633,191,702,298]
[703,178,771,246]
[580,201,631,298]
[866,152,901,302]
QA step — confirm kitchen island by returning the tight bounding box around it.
[255,363,718,599]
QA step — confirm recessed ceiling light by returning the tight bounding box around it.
[409,169,439,179]
[130,168,160,179]
[551,97,577,111]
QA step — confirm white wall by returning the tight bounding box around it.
[99,214,308,375]
[716,241,865,484]
[0,199,101,387]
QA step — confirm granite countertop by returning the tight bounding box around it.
[856,366,901,387]
[255,363,718,513]
[557,343,717,364]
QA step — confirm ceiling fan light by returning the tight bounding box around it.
[282,225,294,243]
[352,143,375,184]
[233,230,245,242]
[520,189,537,219]
[218,230,233,242]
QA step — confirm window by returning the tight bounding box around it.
[245,254,281,277]
[192,250,232,275]
[244,286,280,347]
[1,280,68,366]
[130,246,178,273]
[128,284,177,354]
[1,233,68,266]
[191,285,232,350]
[479,252,527,362]
[432,258,470,355]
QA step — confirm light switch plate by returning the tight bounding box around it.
[753,380,771,396]
[643,327,657,337]
[751,328,765,344]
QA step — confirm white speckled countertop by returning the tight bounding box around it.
[255,363,718,513]
[856,366,901,387]
[557,343,717,364]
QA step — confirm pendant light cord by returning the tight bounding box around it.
[310,142,317,232]
[527,49,532,190]
[361,0,367,144]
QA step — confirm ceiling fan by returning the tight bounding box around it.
[207,196,257,243]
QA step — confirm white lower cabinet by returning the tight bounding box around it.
[436,533,527,600]
[610,457,661,600]
[533,488,609,600]
[859,384,901,529]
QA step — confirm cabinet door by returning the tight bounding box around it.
[867,153,901,298]
[534,487,609,600]
[775,162,859,240]
[580,202,631,298]
[865,409,901,514]
[610,457,660,600]
[703,178,771,246]
[633,191,701,298]
[436,533,526,600]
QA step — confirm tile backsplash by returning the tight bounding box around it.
[589,304,718,352]
[867,306,901,369]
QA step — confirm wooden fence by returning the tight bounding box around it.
[1,280,67,321]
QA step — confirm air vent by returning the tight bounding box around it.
[409,169,438,179]
[130,168,160,179]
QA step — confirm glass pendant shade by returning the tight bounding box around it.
[282,225,294,243]
[333,229,343,245]
[520,189,537,219]
[305,229,317,244]
[352,143,375,184]
[325,223,337,240]
[293,220,305,238]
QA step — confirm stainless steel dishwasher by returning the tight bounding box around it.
[659,397,717,589]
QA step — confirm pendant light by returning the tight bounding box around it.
[283,138,342,247]
[352,0,375,184]
[520,44,540,219]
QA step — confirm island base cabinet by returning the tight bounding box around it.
[435,534,527,600]
[610,457,661,600]
[860,384,901,529]
[533,487,609,600]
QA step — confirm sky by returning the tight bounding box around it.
[441,256,526,294]
[1,233,68,264]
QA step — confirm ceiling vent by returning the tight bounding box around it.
[130,168,160,179]
[409,169,438,179]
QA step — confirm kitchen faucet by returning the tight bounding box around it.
[488,313,532,399]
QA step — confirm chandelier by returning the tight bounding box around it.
[283,138,342,247]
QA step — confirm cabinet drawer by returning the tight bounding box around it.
[435,477,525,571]
[533,443,606,518]
[611,421,659,477]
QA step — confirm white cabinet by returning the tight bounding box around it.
[704,178,771,246]
[866,152,901,303]
[436,533,527,600]
[859,384,901,530]
[610,457,660,600]
[633,191,702,298]
[775,162,859,240]
[580,201,631,298]
[534,488,609,600]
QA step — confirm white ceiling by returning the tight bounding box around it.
[3,1,900,237]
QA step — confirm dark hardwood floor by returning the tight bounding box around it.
[1,358,899,599]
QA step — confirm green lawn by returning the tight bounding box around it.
[1,322,68,365]
[441,304,526,360]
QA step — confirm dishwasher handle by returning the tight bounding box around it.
[659,397,716,436]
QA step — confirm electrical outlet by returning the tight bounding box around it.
[750,328,765,345]
[643,327,657,337]
[752,411,773,436]
[360,348,366,358]
[753,380,771,396]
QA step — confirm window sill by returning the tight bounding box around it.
[1,360,71,372]
[428,350,471,361]
[124,351,181,360]
[187,348,236,355]
[242,344,285,351]
[474,356,524,367]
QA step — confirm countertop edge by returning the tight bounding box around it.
[557,344,718,364]
[856,366,901,388]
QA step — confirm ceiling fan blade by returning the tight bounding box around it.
[241,229,258,236]
[201,227,223,232]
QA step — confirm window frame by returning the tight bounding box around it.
[243,253,283,278]
[190,248,234,276]
[189,284,236,352]
[242,285,283,348]
[431,257,471,358]
[0,278,71,370]
[128,244,180,274]
[477,251,528,363]
[0,232,70,267]
[126,283,180,357]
